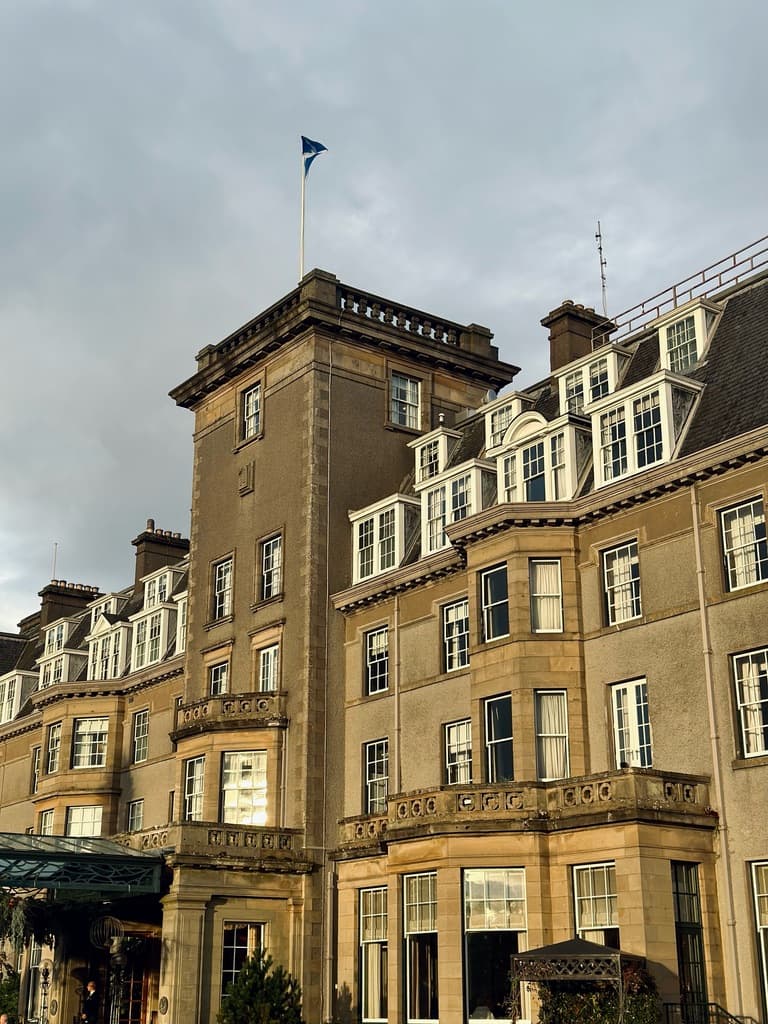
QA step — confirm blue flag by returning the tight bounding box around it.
[302,136,327,177]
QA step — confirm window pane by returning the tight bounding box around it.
[733,649,768,756]
[611,680,652,768]
[535,691,569,780]
[721,499,768,592]
[221,751,267,826]
[481,566,509,642]
[364,739,388,814]
[365,629,389,696]
[485,694,513,782]
[444,719,472,785]
[443,599,469,672]
[530,560,563,632]
[603,541,641,625]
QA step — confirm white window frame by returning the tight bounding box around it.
[485,693,513,783]
[132,708,149,763]
[403,872,438,1024]
[529,559,563,633]
[0,675,17,724]
[242,383,262,440]
[222,922,263,1000]
[489,403,516,447]
[365,628,389,696]
[212,557,233,619]
[65,805,103,837]
[259,644,280,692]
[665,314,698,374]
[535,690,569,781]
[360,888,388,1024]
[390,372,420,430]
[610,679,652,768]
[751,862,768,1016]
[442,598,469,672]
[221,750,268,826]
[721,498,768,592]
[72,717,109,769]
[176,596,188,653]
[497,422,581,503]
[39,809,54,836]
[46,722,61,773]
[127,799,144,832]
[183,756,205,821]
[573,862,618,945]
[351,497,418,583]
[260,535,283,601]
[444,719,472,785]
[364,738,388,815]
[603,540,642,625]
[480,564,509,642]
[209,662,229,696]
[418,439,441,482]
[732,648,768,758]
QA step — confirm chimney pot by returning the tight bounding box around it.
[146,518,155,532]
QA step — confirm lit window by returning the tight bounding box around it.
[365,628,389,696]
[209,662,229,696]
[564,370,584,413]
[39,809,54,836]
[480,565,509,642]
[444,719,472,785]
[732,648,768,757]
[260,536,282,600]
[485,694,513,782]
[364,739,388,814]
[126,799,144,832]
[419,440,440,481]
[222,923,263,1000]
[443,599,469,672]
[535,690,569,781]
[721,498,768,592]
[404,873,438,1023]
[522,442,545,500]
[603,541,641,625]
[390,373,420,430]
[221,751,267,826]
[360,889,388,1024]
[132,709,149,763]
[666,315,697,373]
[529,559,563,633]
[259,645,279,692]
[611,679,652,767]
[464,869,526,1021]
[242,384,262,440]
[574,862,619,948]
[46,723,61,773]
[183,756,205,821]
[66,805,103,837]
[212,557,233,619]
[72,718,108,769]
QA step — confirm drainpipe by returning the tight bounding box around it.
[393,593,402,793]
[689,482,743,1015]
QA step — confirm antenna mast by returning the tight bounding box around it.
[595,220,608,318]
[51,542,58,579]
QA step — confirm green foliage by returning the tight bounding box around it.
[0,953,20,1020]
[217,951,304,1024]
[533,961,661,1024]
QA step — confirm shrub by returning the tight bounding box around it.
[217,951,304,1024]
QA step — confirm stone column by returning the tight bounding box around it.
[159,889,210,1024]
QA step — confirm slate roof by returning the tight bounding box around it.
[0,634,26,675]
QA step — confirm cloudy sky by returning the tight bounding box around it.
[1,0,765,631]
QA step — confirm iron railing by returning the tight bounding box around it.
[663,1001,761,1024]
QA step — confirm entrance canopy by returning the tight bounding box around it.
[512,937,643,983]
[0,833,162,894]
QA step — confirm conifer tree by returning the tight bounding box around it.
[217,950,305,1024]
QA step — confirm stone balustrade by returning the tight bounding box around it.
[171,691,286,740]
[338,768,713,852]
[339,289,464,347]
[115,821,312,871]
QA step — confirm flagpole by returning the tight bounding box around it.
[300,153,306,281]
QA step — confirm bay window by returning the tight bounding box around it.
[485,694,513,782]
[221,751,268,826]
[535,690,569,780]
[574,862,619,948]
[464,869,526,1020]
[404,873,438,1023]
[529,559,563,632]
[360,888,388,1023]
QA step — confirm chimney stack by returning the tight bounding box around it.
[132,521,190,587]
[541,301,615,373]
[37,580,103,630]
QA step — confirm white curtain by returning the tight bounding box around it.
[536,691,568,779]
[531,561,562,631]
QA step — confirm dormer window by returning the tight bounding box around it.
[419,463,495,554]
[591,372,701,488]
[656,299,720,375]
[350,497,420,583]
[556,346,630,417]
[410,428,461,483]
[145,573,169,609]
[45,623,66,655]
[88,630,125,681]
[497,413,590,503]
[483,393,534,453]
[489,404,516,446]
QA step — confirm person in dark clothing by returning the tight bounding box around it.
[82,980,98,1024]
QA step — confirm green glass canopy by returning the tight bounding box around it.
[0,834,162,893]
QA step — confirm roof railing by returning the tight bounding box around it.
[594,235,768,344]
